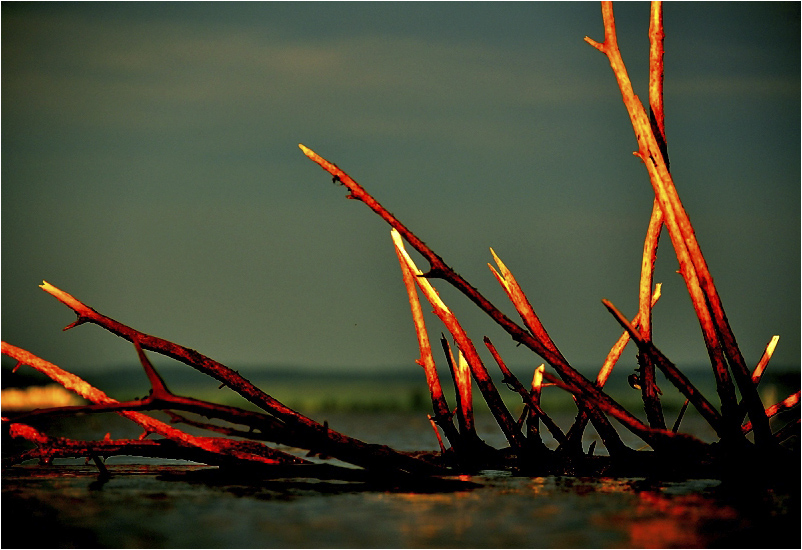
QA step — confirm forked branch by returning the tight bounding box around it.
[585,1,771,446]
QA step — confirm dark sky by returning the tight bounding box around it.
[2,2,799,381]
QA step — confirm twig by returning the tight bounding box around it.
[672,400,690,433]
[772,418,799,445]
[440,335,472,438]
[741,392,800,435]
[736,335,780,424]
[752,335,780,385]
[427,415,447,454]
[527,365,546,445]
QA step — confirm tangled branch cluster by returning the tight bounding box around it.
[3,2,798,485]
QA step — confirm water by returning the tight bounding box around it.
[3,412,799,549]
[4,460,798,548]
[3,367,799,548]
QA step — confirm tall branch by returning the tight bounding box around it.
[585,2,770,445]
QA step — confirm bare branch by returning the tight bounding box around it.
[585,2,770,446]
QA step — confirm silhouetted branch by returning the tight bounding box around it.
[482,337,566,447]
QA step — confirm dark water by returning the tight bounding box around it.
[3,462,797,549]
[3,412,800,549]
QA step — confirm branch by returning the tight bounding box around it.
[2,342,262,460]
[483,337,567,447]
[487,249,628,453]
[585,2,770,446]
[598,283,661,386]
[5,422,303,468]
[637,204,666,429]
[565,285,662,450]
[391,230,524,450]
[10,289,445,478]
[393,239,461,447]
[601,299,724,437]
[737,335,780,424]
[302,145,676,451]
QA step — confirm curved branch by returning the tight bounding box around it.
[301,145,677,451]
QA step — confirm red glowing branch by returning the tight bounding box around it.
[26,286,449,476]
[391,230,524,451]
[585,2,771,445]
[304,144,697,453]
[737,335,781,425]
[393,236,460,448]
[487,249,627,453]
[741,391,800,435]
[301,145,668,452]
[1,342,305,466]
[439,335,474,439]
[751,335,780,386]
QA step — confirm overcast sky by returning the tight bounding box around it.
[2,2,799,383]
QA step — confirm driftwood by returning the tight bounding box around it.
[3,1,798,485]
